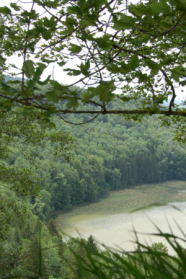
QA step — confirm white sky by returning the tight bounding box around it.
[1,0,81,85]
[1,0,185,100]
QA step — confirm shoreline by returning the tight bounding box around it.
[60,202,186,255]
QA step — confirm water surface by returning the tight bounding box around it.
[56,181,186,254]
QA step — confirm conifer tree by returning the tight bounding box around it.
[47,219,60,238]
[24,234,49,278]
[87,235,98,253]
[22,222,32,240]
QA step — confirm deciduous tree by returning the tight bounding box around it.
[0,0,186,142]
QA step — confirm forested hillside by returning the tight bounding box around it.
[2,0,186,277]
[1,102,185,277]
[4,97,186,221]
[0,184,103,278]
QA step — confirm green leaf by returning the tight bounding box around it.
[87,81,116,102]
[151,0,170,14]
[42,108,58,118]
[20,10,38,21]
[70,70,81,76]
[34,63,47,78]
[42,0,59,8]
[50,80,63,88]
[137,72,148,83]
[154,95,165,105]
[0,81,17,95]
[130,54,139,69]
[64,68,81,76]
[80,19,92,28]
[143,35,150,43]
[113,21,133,30]
[80,68,88,76]
[94,0,107,8]
[22,60,35,78]
[129,4,145,18]
[171,66,184,82]
[69,44,82,54]
[57,61,66,67]
[180,80,186,86]
[7,80,21,84]
[168,0,184,7]
[9,64,20,70]
[42,58,56,63]
[96,37,112,51]
[81,91,94,101]
[67,6,80,15]
[151,107,161,114]
[145,59,160,75]
[80,32,94,42]
[120,96,131,102]
[119,62,130,74]
[29,9,39,20]
[38,75,51,85]
[42,30,52,40]
[80,61,90,76]
[26,79,36,90]
[113,14,136,30]
[84,60,90,71]
[43,16,56,28]
[62,21,74,34]
[107,63,120,73]
[66,98,79,109]
[0,7,11,15]
[160,56,176,66]
[25,87,34,96]
[0,99,14,111]
[45,91,60,103]
[10,3,20,11]
[168,0,179,4]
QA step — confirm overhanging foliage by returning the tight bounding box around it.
[0,0,186,123]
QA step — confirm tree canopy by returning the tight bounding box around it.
[6,100,186,216]
[2,1,186,277]
[0,0,186,125]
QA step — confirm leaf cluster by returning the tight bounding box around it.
[0,0,186,124]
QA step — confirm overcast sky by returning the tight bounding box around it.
[1,0,81,85]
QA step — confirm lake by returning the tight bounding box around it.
[55,180,186,254]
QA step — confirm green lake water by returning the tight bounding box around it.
[55,180,186,254]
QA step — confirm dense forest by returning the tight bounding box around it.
[0,73,186,278]
[2,0,186,276]
[1,95,186,277]
[1,183,178,279]
[0,183,103,278]
[4,96,186,222]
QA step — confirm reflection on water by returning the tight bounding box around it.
[178,190,186,195]
[62,202,186,255]
[56,181,186,255]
